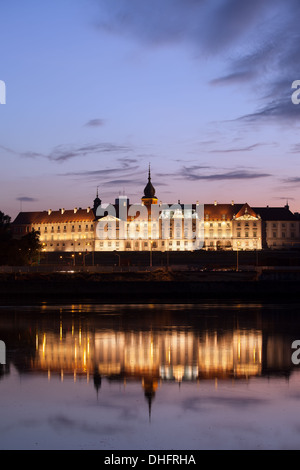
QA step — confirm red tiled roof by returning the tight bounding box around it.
[235,203,259,219]
[253,207,297,221]
[203,203,244,219]
[12,209,95,225]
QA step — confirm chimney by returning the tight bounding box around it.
[61,208,65,214]
[74,207,78,213]
[48,209,52,215]
[87,207,91,213]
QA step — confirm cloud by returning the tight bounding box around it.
[59,156,140,179]
[95,0,300,124]
[16,196,38,202]
[210,71,256,86]
[181,167,271,181]
[21,151,44,159]
[208,143,265,154]
[95,0,268,52]
[281,176,300,184]
[289,144,300,154]
[84,119,105,127]
[273,196,295,201]
[236,98,300,124]
[20,142,133,163]
[49,143,133,162]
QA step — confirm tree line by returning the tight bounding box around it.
[0,211,41,265]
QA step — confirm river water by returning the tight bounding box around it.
[1,300,300,450]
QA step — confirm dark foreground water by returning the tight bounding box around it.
[1,300,300,450]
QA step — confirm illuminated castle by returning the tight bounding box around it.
[11,167,300,252]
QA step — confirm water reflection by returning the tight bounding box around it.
[0,302,297,409]
[2,302,300,449]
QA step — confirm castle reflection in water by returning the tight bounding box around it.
[36,327,262,382]
[0,302,296,414]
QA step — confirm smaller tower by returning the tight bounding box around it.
[93,187,101,216]
[141,165,158,210]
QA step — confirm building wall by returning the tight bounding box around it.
[38,221,95,253]
[265,220,300,249]
[11,205,300,252]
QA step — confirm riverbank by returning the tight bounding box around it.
[0,269,299,301]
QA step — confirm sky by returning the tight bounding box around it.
[1,0,300,220]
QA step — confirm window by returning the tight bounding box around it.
[237,232,241,238]
[282,232,286,238]
[273,232,277,238]
[253,232,257,238]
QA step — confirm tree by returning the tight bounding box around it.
[0,211,42,265]
[0,211,11,242]
[18,230,42,265]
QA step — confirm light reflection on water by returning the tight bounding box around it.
[1,301,300,450]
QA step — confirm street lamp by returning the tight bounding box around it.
[236,241,240,272]
[150,240,153,267]
[114,250,121,267]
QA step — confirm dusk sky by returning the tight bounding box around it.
[1,0,300,220]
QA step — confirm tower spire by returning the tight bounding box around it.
[93,186,101,216]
